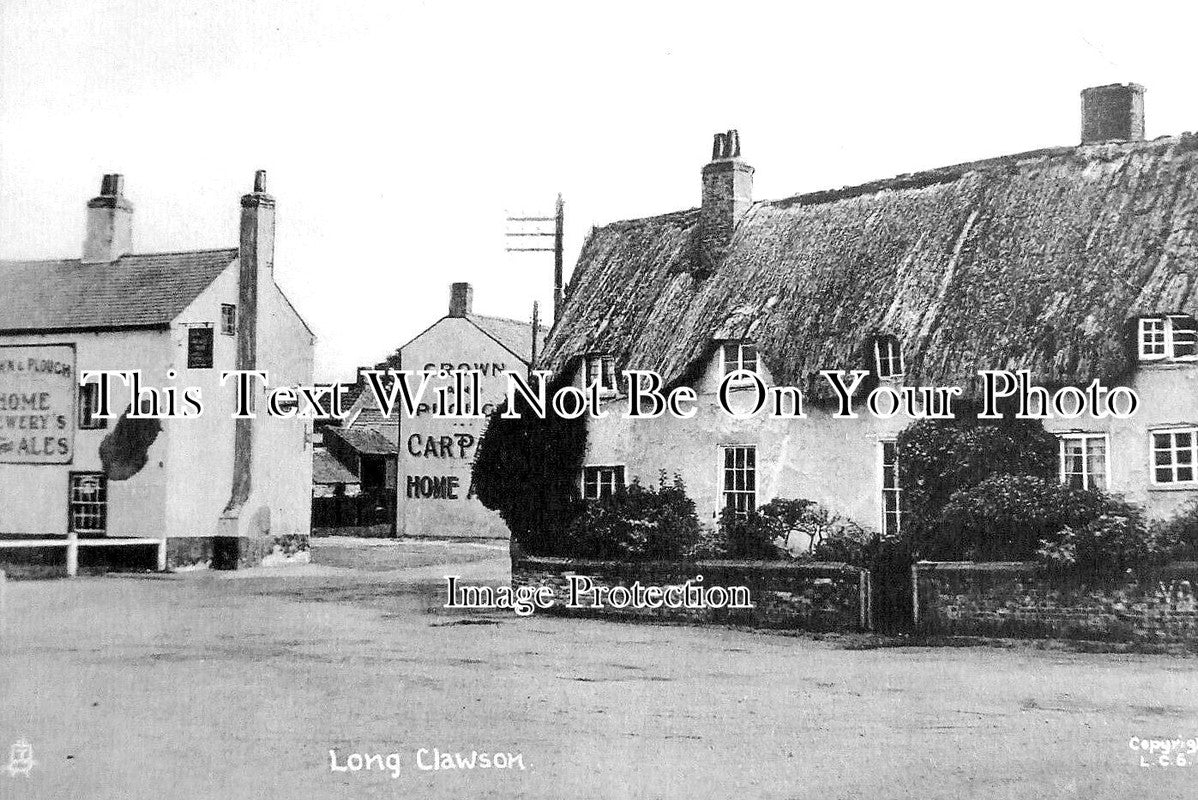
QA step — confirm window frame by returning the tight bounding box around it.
[1138,315,1197,362]
[1150,427,1198,486]
[68,472,108,536]
[879,439,902,538]
[583,354,618,395]
[874,336,904,379]
[720,444,757,514]
[77,381,108,430]
[1057,432,1110,492]
[720,342,759,385]
[220,303,237,336]
[581,465,626,500]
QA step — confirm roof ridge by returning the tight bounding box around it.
[467,311,545,329]
[0,246,238,266]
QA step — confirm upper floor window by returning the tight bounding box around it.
[583,354,617,394]
[721,342,758,383]
[1058,433,1108,492]
[220,304,237,336]
[78,382,107,430]
[187,326,214,369]
[582,465,625,500]
[874,335,904,378]
[1139,315,1197,362]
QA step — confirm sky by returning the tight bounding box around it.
[2,0,1197,381]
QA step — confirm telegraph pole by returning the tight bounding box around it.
[505,193,565,323]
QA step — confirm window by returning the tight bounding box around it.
[220,304,237,336]
[721,445,756,513]
[68,473,107,536]
[1151,428,1198,485]
[880,441,902,537]
[721,342,758,382]
[187,326,214,369]
[78,382,107,430]
[1139,315,1197,362]
[1059,433,1108,491]
[584,354,617,394]
[874,335,904,378]
[582,465,625,500]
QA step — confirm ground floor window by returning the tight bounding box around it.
[1151,427,1198,485]
[68,472,108,536]
[880,440,902,537]
[1058,433,1108,491]
[721,445,756,513]
[582,465,625,500]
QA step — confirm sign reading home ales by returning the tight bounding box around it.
[0,344,75,463]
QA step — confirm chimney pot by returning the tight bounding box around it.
[1081,83,1145,143]
[449,282,473,318]
[253,169,267,193]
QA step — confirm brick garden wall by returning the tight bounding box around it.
[914,561,1198,644]
[513,557,871,631]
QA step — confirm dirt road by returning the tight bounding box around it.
[0,542,1194,799]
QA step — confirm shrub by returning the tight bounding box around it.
[560,473,701,561]
[472,378,588,554]
[934,474,1119,561]
[718,498,873,563]
[897,417,1058,553]
[1037,508,1180,576]
[1150,501,1198,561]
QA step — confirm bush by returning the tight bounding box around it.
[897,417,1058,553]
[718,498,873,563]
[1151,501,1198,561]
[934,474,1120,561]
[1036,507,1178,576]
[560,473,700,561]
[472,378,588,554]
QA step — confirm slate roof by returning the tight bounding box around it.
[465,313,548,364]
[324,425,398,456]
[0,249,239,332]
[313,450,360,485]
[540,134,1198,397]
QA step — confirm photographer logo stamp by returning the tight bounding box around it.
[6,739,35,777]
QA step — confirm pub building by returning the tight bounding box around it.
[537,84,1198,535]
[0,172,315,573]
[329,282,545,538]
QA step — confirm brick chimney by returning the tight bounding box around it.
[1081,83,1145,143]
[701,130,754,263]
[223,170,275,517]
[449,282,473,317]
[82,173,134,263]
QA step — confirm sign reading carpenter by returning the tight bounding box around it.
[0,344,75,463]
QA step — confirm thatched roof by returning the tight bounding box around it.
[539,135,1198,396]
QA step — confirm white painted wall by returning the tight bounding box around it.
[397,317,523,539]
[580,353,1198,534]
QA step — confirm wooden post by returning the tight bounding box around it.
[553,193,564,323]
[66,533,79,577]
[530,300,540,375]
[157,537,168,572]
[911,562,921,629]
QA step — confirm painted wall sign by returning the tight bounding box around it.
[0,344,75,463]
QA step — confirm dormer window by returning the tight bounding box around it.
[1139,315,1197,362]
[874,335,904,378]
[584,354,618,394]
[721,342,758,382]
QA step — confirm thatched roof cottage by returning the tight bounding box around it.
[539,83,1198,532]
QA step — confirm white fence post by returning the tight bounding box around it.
[66,533,78,577]
[911,562,920,629]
